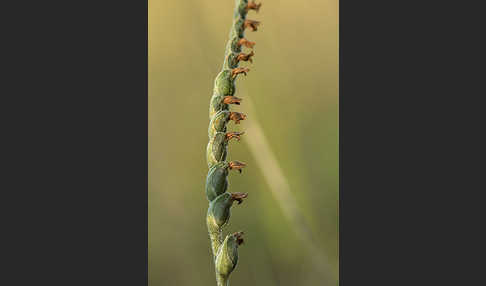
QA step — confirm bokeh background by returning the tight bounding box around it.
[149,0,338,285]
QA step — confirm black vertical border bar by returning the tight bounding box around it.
[2,0,148,285]
[340,0,405,284]
[339,0,486,284]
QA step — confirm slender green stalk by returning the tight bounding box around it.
[243,96,336,284]
[205,1,261,285]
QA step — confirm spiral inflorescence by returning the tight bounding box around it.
[205,1,262,285]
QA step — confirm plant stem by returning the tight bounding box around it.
[216,275,229,286]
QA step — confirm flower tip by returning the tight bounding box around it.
[233,231,245,245]
[244,19,261,32]
[231,192,248,204]
[226,131,245,141]
[238,38,256,49]
[231,67,250,79]
[236,51,255,64]
[223,96,242,105]
[228,160,247,172]
[246,1,262,13]
[229,111,247,124]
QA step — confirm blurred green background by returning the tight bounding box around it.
[149,0,338,285]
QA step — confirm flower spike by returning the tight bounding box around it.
[205,0,263,284]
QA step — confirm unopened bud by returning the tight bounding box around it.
[215,232,245,277]
[213,70,235,96]
[205,162,229,201]
[207,192,248,231]
[207,133,228,168]
[207,193,233,232]
[208,110,230,138]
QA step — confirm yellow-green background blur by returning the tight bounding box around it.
[149,0,338,285]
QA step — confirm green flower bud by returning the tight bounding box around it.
[208,110,229,138]
[207,192,248,233]
[208,111,246,138]
[207,132,245,169]
[206,133,228,169]
[215,232,244,277]
[209,94,229,120]
[209,94,242,120]
[213,70,235,97]
[205,162,229,201]
[223,52,239,70]
[207,193,233,233]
